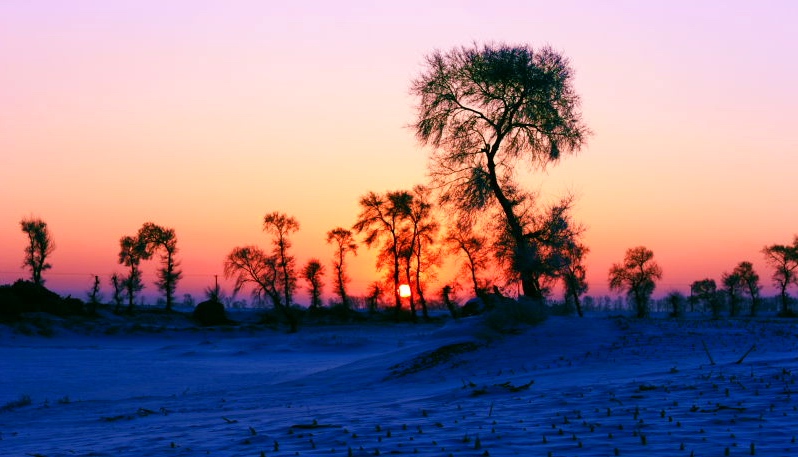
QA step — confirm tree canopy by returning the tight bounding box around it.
[608,246,662,318]
[20,217,55,286]
[411,42,589,299]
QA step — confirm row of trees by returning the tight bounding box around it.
[13,215,798,321]
[113,223,182,313]
[608,238,798,318]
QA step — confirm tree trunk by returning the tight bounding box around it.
[443,286,458,319]
[571,290,584,317]
[484,144,540,299]
[780,284,790,316]
[404,267,416,322]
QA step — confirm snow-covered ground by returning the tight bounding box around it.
[2,313,798,456]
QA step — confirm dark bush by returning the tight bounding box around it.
[193,300,231,326]
[0,280,85,319]
[0,285,24,318]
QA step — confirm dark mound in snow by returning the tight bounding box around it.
[0,280,86,319]
[193,300,232,326]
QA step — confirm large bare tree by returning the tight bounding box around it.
[412,43,589,300]
[20,217,55,286]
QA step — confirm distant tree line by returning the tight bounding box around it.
[605,238,798,319]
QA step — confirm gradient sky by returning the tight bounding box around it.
[2,1,797,303]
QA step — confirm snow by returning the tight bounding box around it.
[2,314,798,456]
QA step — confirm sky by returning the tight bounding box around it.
[1,0,797,304]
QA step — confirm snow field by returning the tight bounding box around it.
[2,315,798,456]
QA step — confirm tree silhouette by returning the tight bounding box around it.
[20,217,55,286]
[224,245,298,332]
[494,195,583,299]
[445,223,491,298]
[138,222,183,311]
[118,235,151,313]
[733,261,761,316]
[608,246,662,318]
[366,281,384,314]
[665,290,685,318]
[407,186,440,320]
[263,212,299,309]
[721,269,744,317]
[109,273,125,314]
[691,278,720,318]
[561,240,589,317]
[353,191,412,312]
[762,237,798,316]
[302,259,325,309]
[326,227,357,308]
[412,42,589,300]
[87,275,102,314]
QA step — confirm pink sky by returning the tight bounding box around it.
[2,1,797,303]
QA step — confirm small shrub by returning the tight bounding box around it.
[1,394,32,412]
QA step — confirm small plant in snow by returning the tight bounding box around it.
[1,394,32,412]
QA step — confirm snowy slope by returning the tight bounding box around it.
[2,315,798,456]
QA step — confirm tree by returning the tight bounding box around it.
[302,259,325,309]
[493,195,583,300]
[20,217,55,286]
[263,212,300,309]
[86,275,102,314]
[445,223,491,297]
[353,191,413,312]
[407,186,440,321]
[109,273,125,313]
[734,261,761,316]
[366,281,384,314]
[138,222,183,311]
[561,240,589,317]
[412,42,589,300]
[326,227,357,308]
[118,235,151,313]
[762,237,798,316]
[665,290,685,318]
[224,245,298,332]
[691,278,721,318]
[608,246,662,318]
[721,269,744,317]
